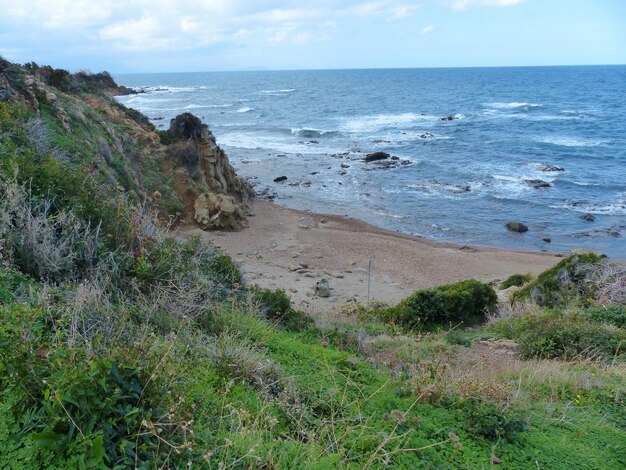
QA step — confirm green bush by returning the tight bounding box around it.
[500,272,533,289]
[492,311,625,360]
[379,279,497,330]
[250,287,314,331]
[461,399,527,442]
[512,253,606,307]
[582,305,626,328]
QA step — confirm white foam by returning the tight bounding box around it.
[551,197,626,216]
[217,132,341,155]
[540,136,607,147]
[259,89,296,94]
[340,113,438,133]
[485,102,542,110]
[236,107,254,113]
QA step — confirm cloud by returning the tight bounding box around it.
[421,24,436,34]
[388,4,421,21]
[447,0,527,10]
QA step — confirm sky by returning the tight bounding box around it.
[1,0,625,73]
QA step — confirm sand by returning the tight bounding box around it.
[179,201,562,313]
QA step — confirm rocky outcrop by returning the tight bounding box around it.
[166,113,253,230]
[365,151,390,162]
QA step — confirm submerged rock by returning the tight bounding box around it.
[506,222,529,233]
[581,213,596,222]
[274,176,288,182]
[539,164,565,172]
[524,179,552,189]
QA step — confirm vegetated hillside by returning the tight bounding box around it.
[1,57,625,469]
[0,57,252,230]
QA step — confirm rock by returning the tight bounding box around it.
[364,151,390,162]
[420,132,434,139]
[440,115,458,121]
[45,92,58,102]
[341,163,350,168]
[581,213,595,222]
[194,192,247,230]
[315,279,331,298]
[506,222,528,233]
[391,156,400,161]
[166,113,253,229]
[539,164,565,172]
[274,176,288,182]
[542,237,552,243]
[524,179,552,189]
[288,264,302,272]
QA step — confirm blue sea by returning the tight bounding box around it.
[115,66,626,258]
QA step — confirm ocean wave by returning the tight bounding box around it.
[292,128,342,139]
[183,103,232,110]
[485,102,543,111]
[236,107,254,113]
[551,200,626,216]
[539,136,608,147]
[217,131,342,155]
[340,113,438,133]
[259,89,296,94]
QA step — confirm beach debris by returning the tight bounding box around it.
[364,151,390,162]
[506,222,529,233]
[273,175,288,182]
[315,279,331,297]
[524,179,552,189]
[581,213,596,222]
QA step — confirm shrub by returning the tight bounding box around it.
[461,399,527,442]
[582,305,626,328]
[500,272,532,289]
[492,310,625,360]
[379,279,497,330]
[250,287,314,331]
[512,253,606,307]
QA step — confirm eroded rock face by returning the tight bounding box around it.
[194,192,248,230]
[167,113,254,230]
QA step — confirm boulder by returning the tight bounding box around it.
[506,222,528,233]
[274,176,288,182]
[539,164,565,172]
[364,151,390,162]
[194,192,247,230]
[315,279,331,298]
[441,115,458,121]
[580,213,595,222]
[524,179,552,189]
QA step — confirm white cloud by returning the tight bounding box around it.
[421,24,435,34]
[388,4,421,21]
[448,0,527,10]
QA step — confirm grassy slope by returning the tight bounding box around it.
[1,62,624,468]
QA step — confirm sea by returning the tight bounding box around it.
[114,66,626,258]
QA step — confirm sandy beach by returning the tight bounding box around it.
[180,201,562,313]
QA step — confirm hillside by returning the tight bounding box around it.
[0,58,625,469]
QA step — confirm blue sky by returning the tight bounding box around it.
[1,0,625,72]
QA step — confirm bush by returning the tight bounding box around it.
[378,279,497,330]
[250,287,314,331]
[582,305,626,328]
[500,273,532,289]
[461,399,527,442]
[492,310,625,360]
[512,253,606,307]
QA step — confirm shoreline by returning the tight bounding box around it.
[179,200,562,312]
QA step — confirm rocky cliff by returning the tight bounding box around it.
[0,57,253,230]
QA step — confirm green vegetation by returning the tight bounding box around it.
[377,279,497,330]
[512,253,606,307]
[500,272,533,289]
[1,58,625,468]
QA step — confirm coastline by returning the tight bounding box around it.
[179,200,562,312]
